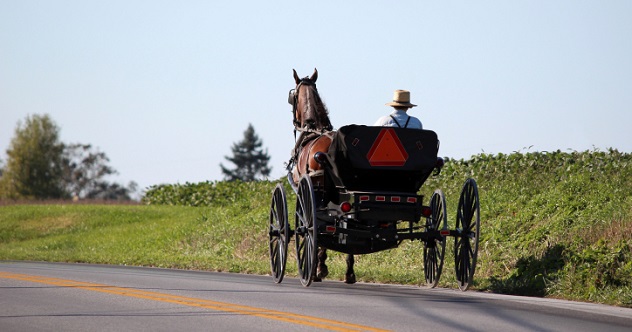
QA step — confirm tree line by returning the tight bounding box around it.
[0,114,273,201]
[0,114,136,201]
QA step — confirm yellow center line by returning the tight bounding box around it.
[0,272,390,332]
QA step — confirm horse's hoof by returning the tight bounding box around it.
[313,276,322,282]
[344,273,356,284]
[316,265,329,279]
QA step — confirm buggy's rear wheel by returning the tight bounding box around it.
[454,178,480,291]
[269,183,289,283]
[424,189,447,288]
[295,175,318,287]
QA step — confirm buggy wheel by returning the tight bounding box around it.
[454,178,480,291]
[269,183,289,283]
[424,189,447,288]
[295,175,318,287]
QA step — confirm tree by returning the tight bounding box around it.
[0,114,66,199]
[61,143,117,199]
[60,143,137,201]
[85,181,137,201]
[220,124,272,181]
[0,114,137,201]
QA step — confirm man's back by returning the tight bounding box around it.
[374,109,423,129]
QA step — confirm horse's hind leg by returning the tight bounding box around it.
[315,247,329,281]
[344,254,356,284]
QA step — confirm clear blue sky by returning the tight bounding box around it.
[2,1,631,194]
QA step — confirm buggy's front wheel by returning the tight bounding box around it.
[454,178,480,291]
[424,189,447,288]
[295,175,318,287]
[269,183,289,283]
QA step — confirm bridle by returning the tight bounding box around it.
[288,77,317,130]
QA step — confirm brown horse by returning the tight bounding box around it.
[288,68,356,284]
[289,68,333,185]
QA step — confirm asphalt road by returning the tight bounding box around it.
[1,261,631,331]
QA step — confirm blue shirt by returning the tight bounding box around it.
[374,109,423,129]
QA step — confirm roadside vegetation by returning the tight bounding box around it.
[1,149,630,307]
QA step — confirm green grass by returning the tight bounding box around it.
[1,149,631,307]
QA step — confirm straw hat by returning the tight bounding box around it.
[385,89,417,107]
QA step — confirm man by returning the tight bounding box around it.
[374,89,422,129]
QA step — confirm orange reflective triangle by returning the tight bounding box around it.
[367,128,408,166]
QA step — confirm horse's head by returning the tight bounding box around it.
[288,68,332,132]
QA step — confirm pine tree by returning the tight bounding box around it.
[220,124,272,181]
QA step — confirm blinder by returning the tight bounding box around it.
[288,89,296,106]
[288,78,315,107]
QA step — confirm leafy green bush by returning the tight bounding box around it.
[143,180,277,208]
[421,148,631,306]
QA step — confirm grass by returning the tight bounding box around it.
[1,149,631,307]
[0,203,272,273]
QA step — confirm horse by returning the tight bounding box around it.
[288,68,333,185]
[288,68,356,284]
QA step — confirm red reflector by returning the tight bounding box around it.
[421,207,432,217]
[440,230,451,236]
[407,197,417,203]
[359,195,370,202]
[326,226,336,233]
[340,201,352,213]
[376,196,386,202]
[391,196,401,202]
[366,128,409,166]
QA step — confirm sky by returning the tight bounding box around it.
[1,1,631,195]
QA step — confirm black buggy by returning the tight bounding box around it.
[268,125,480,290]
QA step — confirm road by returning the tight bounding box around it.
[1,261,631,331]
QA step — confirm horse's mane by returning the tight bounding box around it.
[305,84,333,131]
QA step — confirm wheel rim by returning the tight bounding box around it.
[269,184,289,283]
[295,175,317,287]
[424,189,446,288]
[454,178,480,291]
